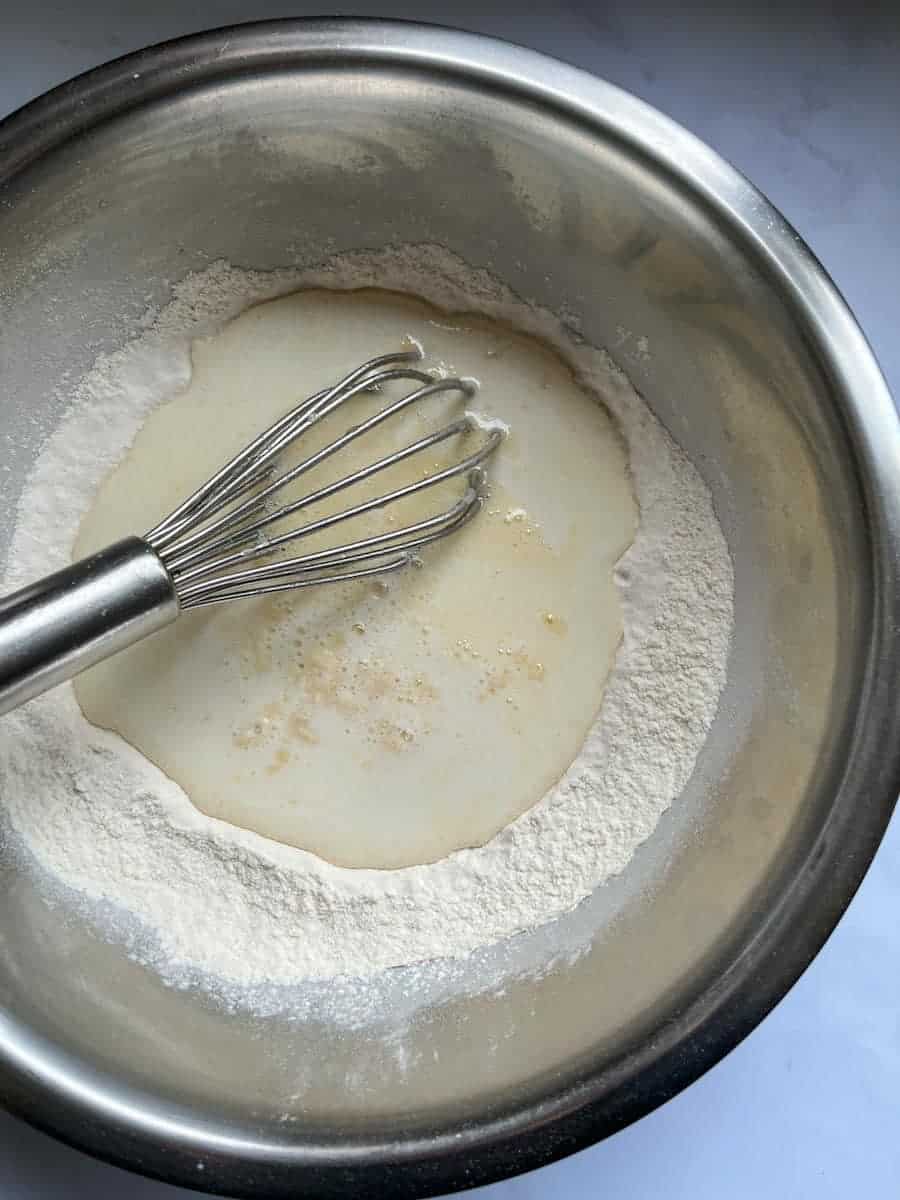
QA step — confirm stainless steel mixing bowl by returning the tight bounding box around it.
[0,18,898,1198]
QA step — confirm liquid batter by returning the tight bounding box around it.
[74,289,636,869]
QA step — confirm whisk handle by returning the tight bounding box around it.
[0,537,178,717]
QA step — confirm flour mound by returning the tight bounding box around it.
[0,248,733,996]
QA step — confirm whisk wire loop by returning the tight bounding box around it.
[144,348,502,607]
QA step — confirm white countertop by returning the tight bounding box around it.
[1,2,898,1196]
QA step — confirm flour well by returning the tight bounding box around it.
[0,247,734,993]
[72,289,638,870]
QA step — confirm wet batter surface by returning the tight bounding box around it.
[74,289,636,868]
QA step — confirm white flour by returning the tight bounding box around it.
[0,247,733,997]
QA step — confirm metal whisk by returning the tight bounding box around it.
[0,346,503,716]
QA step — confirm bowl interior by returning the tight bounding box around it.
[0,21,891,1196]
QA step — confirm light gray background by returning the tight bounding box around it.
[1,1,898,1196]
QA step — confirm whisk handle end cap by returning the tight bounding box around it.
[0,537,178,716]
